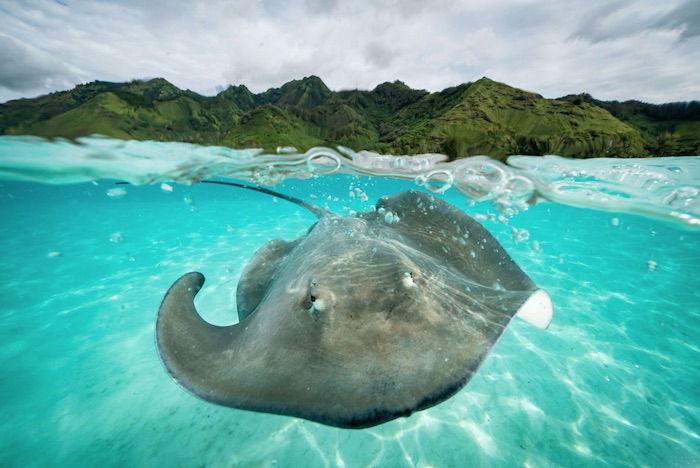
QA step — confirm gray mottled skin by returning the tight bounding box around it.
[157,190,541,428]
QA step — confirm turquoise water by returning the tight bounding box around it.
[0,173,698,467]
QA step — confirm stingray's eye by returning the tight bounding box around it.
[306,291,330,315]
[401,270,421,288]
[305,290,319,311]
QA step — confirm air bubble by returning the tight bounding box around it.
[106,187,126,199]
[423,170,454,193]
[503,176,534,200]
[453,160,505,200]
[511,227,530,242]
[109,232,125,243]
[306,150,341,174]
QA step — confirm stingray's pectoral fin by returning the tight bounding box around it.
[156,272,239,402]
[515,289,553,329]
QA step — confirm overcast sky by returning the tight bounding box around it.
[1,0,699,104]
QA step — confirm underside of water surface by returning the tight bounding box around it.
[0,137,698,467]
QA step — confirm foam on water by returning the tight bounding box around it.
[0,138,699,466]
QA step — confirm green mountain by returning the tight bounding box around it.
[2,76,698,159]
[558,94,700,156]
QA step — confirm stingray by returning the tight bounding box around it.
[156,183,553,429]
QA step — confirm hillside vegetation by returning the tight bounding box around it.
[2,76,698,159]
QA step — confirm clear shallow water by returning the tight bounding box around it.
[0,172,699,467]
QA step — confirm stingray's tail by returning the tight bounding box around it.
[200,180,327,218]
[115,180,327,218]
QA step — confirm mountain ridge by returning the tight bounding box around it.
[1,76,698,159]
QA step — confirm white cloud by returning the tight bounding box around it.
[0,0,698,103]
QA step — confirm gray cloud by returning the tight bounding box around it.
[0,0,698,104]
[304,0,337,15]
[0,34,78,92]
[572,0,700,43]
[571,2,630,43]
[654,0,700,40]
[364,41,395,69]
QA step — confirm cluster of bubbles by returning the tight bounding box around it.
[305,147,537,221]
[299,147,700,230]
